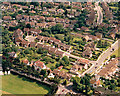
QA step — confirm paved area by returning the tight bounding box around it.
[25,35,36,42]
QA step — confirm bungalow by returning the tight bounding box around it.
[22,59,29,65]
[48,9,56,14]
[38,16,45,21]
[8,52,17,58]
[76,58,90,69]
[34,60,46,71]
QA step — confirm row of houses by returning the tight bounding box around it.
[98,58,119,79]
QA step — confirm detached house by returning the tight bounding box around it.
[34,61,46,70]
[76,58,90,69]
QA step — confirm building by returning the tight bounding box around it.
[98,58,118,79]
[76,58,90,69]
[34,60,46,71]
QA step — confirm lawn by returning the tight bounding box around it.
[111,47,120,57]
[2,74,52,94]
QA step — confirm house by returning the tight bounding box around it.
[55,18,65,23]
[46,22,56,28]
[81,26,89,31]
[71,64,82,71]
[29,10,36,14]
[90,76,101,87]
[37,43,44,48]
[98,58,118,79]
[82,47,93,58]
[34,61,46,70]
[48,47,57,55]
[46,17,55,22]
[59,43,71,51]
[22,59,29,65]
[3,16,12,20]
[57,9,64,14]
[24,28,30,33]
[95,33,102,39]
[43,45,51,51]
[76,58,89,69]
[29,42,36,47]
[37,23,46,28]
[13,29,23,43]
[42,11,49,15]
[58,66,63,70]
[29,28,42,36]
[55,50,65,58]
[53,69,72,80]
[16,14,22,20]
[19,40,29,48]
[36,35,44,42]
[8,52,17,58]
[84,42,96,51]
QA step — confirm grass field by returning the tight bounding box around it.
[2,74,51,94]
[111,47,120,57]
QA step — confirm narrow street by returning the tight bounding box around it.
[87,39,120,75]
[95,2,103,25]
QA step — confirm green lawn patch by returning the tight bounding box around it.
[111,47,120,57]
[2,74,51,94]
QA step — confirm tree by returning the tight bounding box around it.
[40,69,47,77]
[26,24,31,28]
[63,79,68,86]
[51,24,64,34]
[62,56,70,65]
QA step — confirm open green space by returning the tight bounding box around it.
[111,47,120,57]
[2,74,51,94]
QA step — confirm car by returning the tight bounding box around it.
[62,89,64,92]
[95,67,97,69]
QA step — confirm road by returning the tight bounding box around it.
[86,39,120,75]
[95,2,103,25]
